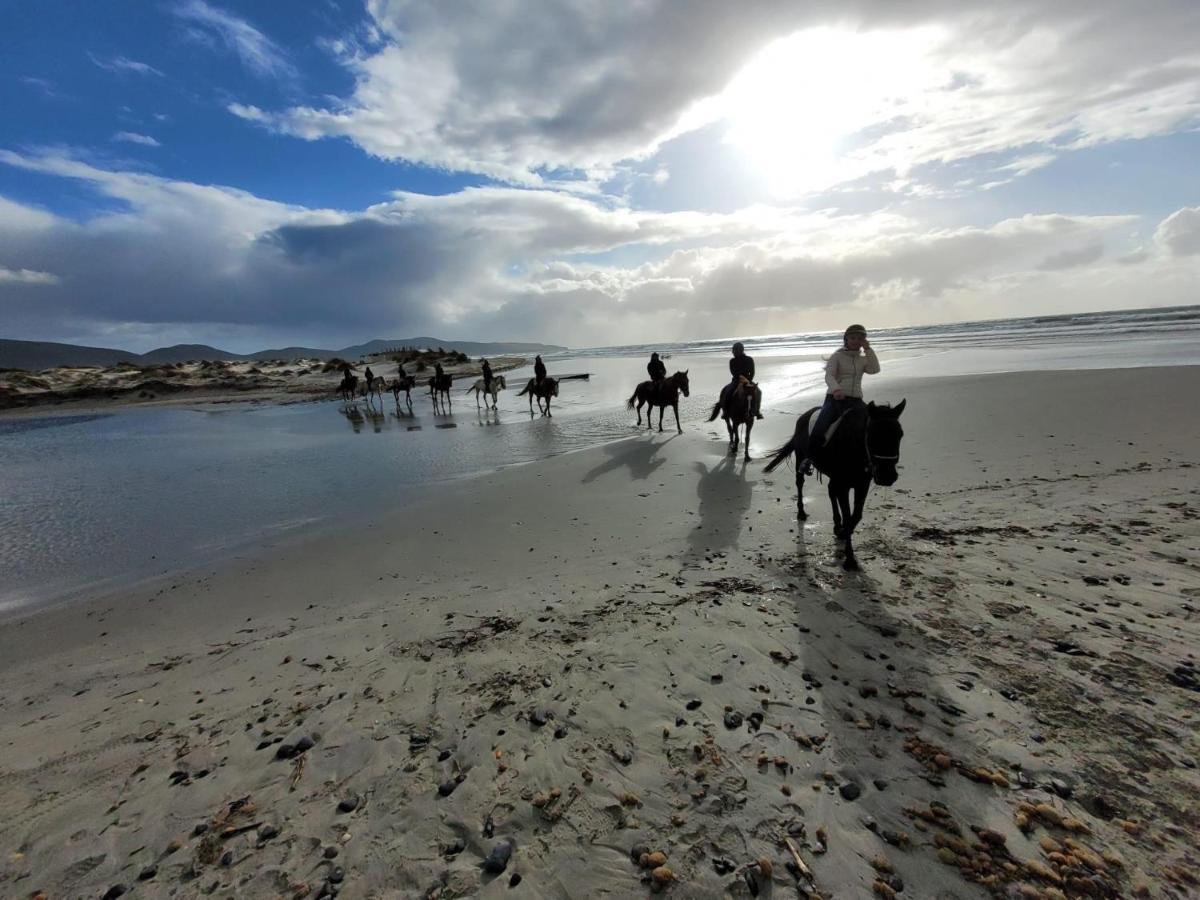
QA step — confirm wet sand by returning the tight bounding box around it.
[0,366,1197,898]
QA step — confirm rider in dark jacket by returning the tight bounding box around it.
[364,366,375,391]
[725,342,763,419]
[434,362,445,380]
[534,355,547,384]
[481,358,493,390]
[647,352,667,382]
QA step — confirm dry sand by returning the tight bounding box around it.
[0,366,1197,899]
[0,356,526,414]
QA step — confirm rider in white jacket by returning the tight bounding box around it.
[804,325,880,467]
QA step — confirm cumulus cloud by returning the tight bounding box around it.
[174,0,295,80]
[1155,206,1200,256]
[113,132,161,147]
[230,1,1200,189]
[0,150,1170,350]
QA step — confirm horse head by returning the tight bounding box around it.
[675,370,690,397]
[550,378,560,397]
[496,375,507,390]
[867,399,906,486]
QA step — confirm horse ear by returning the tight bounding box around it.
[868,400,876,410]
[894,398,907,416]
[684,369,689,375]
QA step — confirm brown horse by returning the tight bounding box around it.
[707,377,756,461]
[517,377,559,416]
[627,370,690,433]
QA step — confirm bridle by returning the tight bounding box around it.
[864,415,900,474]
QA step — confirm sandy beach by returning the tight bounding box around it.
[1,365,1197,898]
[0,355,528,414]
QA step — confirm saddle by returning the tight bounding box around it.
[808,410,849,444]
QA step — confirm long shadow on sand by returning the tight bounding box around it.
[687,456,754,557]
[769,541,1022,898]
[581,435,672,484]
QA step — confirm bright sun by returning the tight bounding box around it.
[717,27,944,197]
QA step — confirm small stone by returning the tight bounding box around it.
[328,867,344,883]
[724,711,744,729]
[324,846,339,859]
[219,850,233,867]
[757,857,773,877]
[258,825,280,841]
[101,887,128,900]
[686,699,702,710]
[438,780,459,797]
[509,873,522,888]
[651,865,675,885]
[839,782,862,801]
[192,823,209,836]
[713,857,735,875]
[530,709,550,727]
[275,744,297,760]
[873,778,889,791]
[630,843,649,863]
[137,866,157,881]
[294,735,315,753]
[337,796,359,813]
[483,841,513,874]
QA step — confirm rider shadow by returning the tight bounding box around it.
[687,456,753,557]
[581,435,671,484]
[365,408,385,433]
[477,409,502,427]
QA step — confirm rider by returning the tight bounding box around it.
[533,355,547,385]
[481,357,494,391]
[364,365,375,392]
[434,361,445,381]
[397,359,407,379]
[647,352,666,398]
[723,342,764,419]
[804,324,880,466]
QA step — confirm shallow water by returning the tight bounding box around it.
[3,317,1198,615]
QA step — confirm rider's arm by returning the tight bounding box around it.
[824,354,841,392]
[747,358,755,381]
[863,345,880,375]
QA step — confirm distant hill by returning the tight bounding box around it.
[0,336,567,371]
[0,339,140,370]
[138,344,248,364]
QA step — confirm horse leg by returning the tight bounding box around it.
[673,402,682,434]
[725,416,736,454]
[829,481,844,538]
[743,416,753,462]
[657,404,664,433]
[795,465,808,520]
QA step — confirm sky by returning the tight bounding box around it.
[2,1,1200,353]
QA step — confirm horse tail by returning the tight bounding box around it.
[763,435,797,473]
[627,390,637,410]
[516,382,530,397]
[706,402,721,422]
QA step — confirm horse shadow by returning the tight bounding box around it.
[767,554,1022,895]
[687,456,754,557]
[582,435,671,484]
[340,404,365,433]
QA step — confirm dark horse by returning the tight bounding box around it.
[392,374,416,408]
[428,373,453,413]
[707,378,756,461]
[628,370,690,433]
[517,377,559,416]
[338,373,358,403]
[764,400,906,570]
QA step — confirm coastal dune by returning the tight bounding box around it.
[0,366,1197,898]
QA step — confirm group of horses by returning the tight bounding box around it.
[338,369,561,416]
[339,363,907,571]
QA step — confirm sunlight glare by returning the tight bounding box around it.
[720,27,943,197]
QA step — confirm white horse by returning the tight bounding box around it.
[360,375,386,407]
[465,374,507,408]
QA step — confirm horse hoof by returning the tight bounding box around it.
[843,559,859,572]
[797,511,807,521]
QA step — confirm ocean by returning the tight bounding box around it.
[2,305,1198,614]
